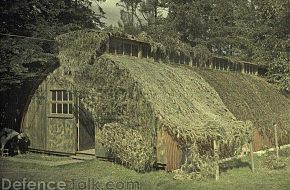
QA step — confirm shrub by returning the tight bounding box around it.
[265,155,287,170]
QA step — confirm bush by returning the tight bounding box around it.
[265,155,287,170]
[99,123,155,172]
[279,147,290,157]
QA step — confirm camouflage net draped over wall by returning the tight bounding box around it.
[56,29,253,175]
[196,68,290,148]
[56,29,157,171]
[104,27,212,66]
[107,55,253,177]
[100,123,155,171]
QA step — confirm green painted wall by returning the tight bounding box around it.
[46,117,76,153]
[22,74,77,153]
[22,80,47,149]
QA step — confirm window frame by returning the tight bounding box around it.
[49,90,74,118]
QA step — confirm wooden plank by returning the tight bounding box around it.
[44,79,47,149]
[189,56,193,67]
[213,140,219,180]
[138,44,142,58]
[164,130,183,171]
[241,63,245,74]
[274,124,279,158]
[77,97,80,151]
[249,142,255,172]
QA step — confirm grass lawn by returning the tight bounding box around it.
[1,152,290,190]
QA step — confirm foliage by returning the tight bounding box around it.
[0,38,58,91]
[279,147,290,157]
[161,0,290,63]
[100,123,155,172]
[267,56,290,94]
[55,30,253,174]
[174,144,216,180]
[56,30,157,171]
[0,0,106,131]
[116,0,168,34]
[0,0,105,91]
[196,68,290,142]
[108,54,252,144]
[128,0,290,91]
[107,52,253,176]
[264,155,287,170]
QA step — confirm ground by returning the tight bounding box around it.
[1,152,290,190]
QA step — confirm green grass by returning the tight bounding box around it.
[1,153,290,190]
[15,152,70,161]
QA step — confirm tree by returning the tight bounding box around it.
[267,55,290,94]
[117,0,143,34]
[0,0,105,90]
[158,0,289,64]
[116,0,168,34]
[0,0,106,130]
[138,0,289,91]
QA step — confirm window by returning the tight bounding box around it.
[51,90,73,115]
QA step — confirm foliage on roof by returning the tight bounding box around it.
[55,29,253,175]
[195,68,290,140]
[105,54,252,144]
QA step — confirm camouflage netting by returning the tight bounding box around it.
[55,29,253,174]
[196,68,290,148]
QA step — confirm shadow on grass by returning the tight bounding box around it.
[219,158,250,173]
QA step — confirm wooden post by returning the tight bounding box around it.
[130,43,133,56]
[114,41,117,55]
[189,56,193,67]
[241,63,245,74]
[138,44,142,58]
[122,41,125,56]
[209,59,213,69]
[249,142,254,172]
[255,66,258,75]
[274,124,279,158]
[106,40,110,53]
[77,97,80,151]
[147,45,150,58]
[213,140,219,181]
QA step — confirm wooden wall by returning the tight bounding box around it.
[253,129,290,151]
[46,117,76,153]
[22,80,47,150]
[21,75,77,154]
[107,37,266,76]
[157,127,183,171]
[253,130,273,151]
